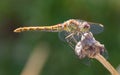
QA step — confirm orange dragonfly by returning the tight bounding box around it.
[14,19,107,65]
[14,19,104,55]
[14,19,104,42]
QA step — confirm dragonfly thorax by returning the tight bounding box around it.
[64,19,90,34]
[66,23,78,32]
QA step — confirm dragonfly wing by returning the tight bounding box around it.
[88,22,104,34]
[58,31,70,42]
[76,20,104,34]
[58,31,81,49]
[58,31,75,49]
[100,49,109,59]
[58,31,82,42]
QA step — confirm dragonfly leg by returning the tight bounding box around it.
[65,33,79,50]
[72,35,78,44]
[65,33,74,39]
[67,40,75,50]
[65,33,78,43]
[65,36,76,50]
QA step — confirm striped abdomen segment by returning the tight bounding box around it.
[14,24,63,32]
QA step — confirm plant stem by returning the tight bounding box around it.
[93,53,119,75]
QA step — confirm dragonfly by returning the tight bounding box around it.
[14,19,104,49]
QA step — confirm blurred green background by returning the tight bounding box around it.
[0,0,120,75]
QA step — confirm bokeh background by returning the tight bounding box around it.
[0,0,120,75]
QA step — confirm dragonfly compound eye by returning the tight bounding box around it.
[80,22,90,33]
[83,22,90,29]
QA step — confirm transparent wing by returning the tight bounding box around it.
[100,49,109,59]
[77,19,104,34]
[88,22,104,34]
[58,31,81,42]
[58,31,69,42]
[58,31,81,49]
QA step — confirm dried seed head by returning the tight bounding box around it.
[75,32,106,59]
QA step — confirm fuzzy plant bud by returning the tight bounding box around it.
[75,32,106,59]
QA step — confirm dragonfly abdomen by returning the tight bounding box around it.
[14,25,63,32]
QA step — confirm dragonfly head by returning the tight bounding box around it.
[80,22,90,33]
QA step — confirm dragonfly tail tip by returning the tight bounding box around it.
[13,28,21,33]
